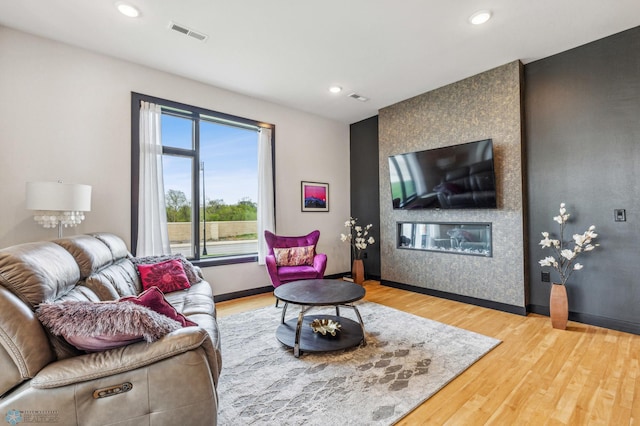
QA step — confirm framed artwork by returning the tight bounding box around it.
[301,181,329,212]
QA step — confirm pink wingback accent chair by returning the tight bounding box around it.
[264,230,327,290]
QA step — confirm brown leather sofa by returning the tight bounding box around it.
[0,233,221,425]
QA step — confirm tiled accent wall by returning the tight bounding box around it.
[378,61,526,308]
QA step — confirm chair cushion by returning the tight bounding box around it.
[136,259,191,293]
[273,245,315,266]
[276,265,321,282]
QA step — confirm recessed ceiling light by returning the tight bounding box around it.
[329,86,342,94]
[116,2,141,18]
[469,10,491,25]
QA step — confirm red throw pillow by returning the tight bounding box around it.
[137,259,191,293]
[120,286,197,327]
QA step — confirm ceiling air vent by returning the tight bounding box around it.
[168,21,208,42]
[348,93,369,102]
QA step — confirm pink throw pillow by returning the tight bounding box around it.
[137,259,191,293]
[120,286,197,327]
[273,245,315,266]
[65,334,144,352]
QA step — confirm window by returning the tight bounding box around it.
[131,93,275,266]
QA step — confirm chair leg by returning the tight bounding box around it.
[275,297,279,308]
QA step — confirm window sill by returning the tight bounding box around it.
[193,254,258,268]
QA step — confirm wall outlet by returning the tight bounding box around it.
[614,209,626,222]
[541,271,550,282]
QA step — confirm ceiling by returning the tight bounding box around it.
[1,1,639,124]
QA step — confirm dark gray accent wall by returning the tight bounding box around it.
[350,116,381,279]
[525,26,640,333]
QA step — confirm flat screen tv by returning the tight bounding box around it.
[389,139,496,210]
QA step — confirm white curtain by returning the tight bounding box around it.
[137,101,170,256]
[257,127,274,264]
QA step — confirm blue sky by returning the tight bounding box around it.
[161,114,258,205]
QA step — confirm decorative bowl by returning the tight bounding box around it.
[310,318,341,337]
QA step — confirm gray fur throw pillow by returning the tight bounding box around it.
[37,301,182,352]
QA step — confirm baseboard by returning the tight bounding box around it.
[323,272,347,280]
[325,272,382,281]
[214,272,380,301]
[528,304,640,335]
[214,281,638,334]
[382,280,527,316]
[215,286,273,302]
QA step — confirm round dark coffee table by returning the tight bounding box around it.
[274,279,366,357]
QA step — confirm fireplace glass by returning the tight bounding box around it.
[397,222,492,257]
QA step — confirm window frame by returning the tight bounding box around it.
[131,92,275,267]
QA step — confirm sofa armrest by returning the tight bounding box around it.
[31,327,210,389]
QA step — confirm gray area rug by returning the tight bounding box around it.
[217,301,500,425]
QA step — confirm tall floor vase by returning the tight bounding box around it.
[549,283,568,330]
[352,259,364,285]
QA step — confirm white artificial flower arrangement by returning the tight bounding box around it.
[340,217,375,260]
[538,203,599,285]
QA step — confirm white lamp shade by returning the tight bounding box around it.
[26,182,92,212]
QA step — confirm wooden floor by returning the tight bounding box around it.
[216,281,640,425]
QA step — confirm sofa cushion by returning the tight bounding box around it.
[54,235,114,280]
[164,280,220,378]
[137,259,191,293]
[120,286,197,327]
[91,232,131,261]
[83,259,141,300]
[36,301,182,352]
[273,245,315,266]
[0,242,81,308]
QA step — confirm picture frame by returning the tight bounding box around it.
[301,181,329,212]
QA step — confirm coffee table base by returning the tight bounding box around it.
[276,314,365,357]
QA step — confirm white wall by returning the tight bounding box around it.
[0,26,351,296]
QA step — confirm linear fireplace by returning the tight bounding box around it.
[397,222,492,257]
